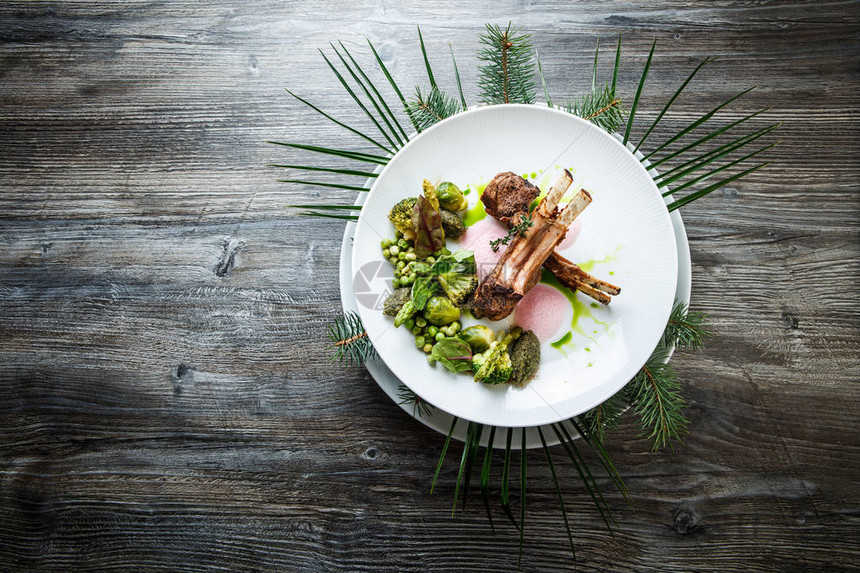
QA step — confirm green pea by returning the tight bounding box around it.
[398,238,409,249]
[381,238,392,249]
[389,245,400,256]
[398,252,406,261]
[448,321,460,333]
[391,278,400,288]
[382,248,390,258]
[426,325,439,338]
[415,336,426,348]
[426,256,435,264]
[412,326,422,335]
[405,252,416,262]
[435,332,446,342]
[404,319,415,330]
[422,344,433,353]
[415,317,427,328]
[396,261,405,270]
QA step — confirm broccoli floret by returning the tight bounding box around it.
[437,272,478,307]
[471,331,516,385]
[388,197,417,240]
[440,209,466,240]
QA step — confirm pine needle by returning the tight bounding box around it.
[327,311,377,364]
[662,301,712,350]
[396,383,435,418]
[406,85,461,132]
[581,389,627,444]
[477,23,536,105]
[627,348,688,451]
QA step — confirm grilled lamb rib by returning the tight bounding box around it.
[472,170,592,320]
[479,171,621,305]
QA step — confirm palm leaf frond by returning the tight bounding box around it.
[431,417,459,494]
[480,426,497,531]
[634,57,715,152]
[336,41,410,144]
[284,88,394,154]
[320,48,400,152]
[538,427,575,558]
[267,141,390,165]
[622,40,656,145]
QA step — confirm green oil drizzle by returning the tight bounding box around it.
[462,184,488,227]
[550,331,572,349]
[576,245,621,273]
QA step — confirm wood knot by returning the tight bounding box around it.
[671,507,699,535]
[363,447,379,460]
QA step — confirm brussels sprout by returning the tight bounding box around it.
[440,209,467,240]
[422,296,461,326]
[458,325,496,353]
[436,182,469,212]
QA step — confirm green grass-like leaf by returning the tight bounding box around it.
[535,49,552,107]
[661,143,776,198]
[267,141,390,165]
[570,417,631,504]
[480,425,497,531]
[538,427,575,559]
[518,427,527,568]
[641,86,755,161]
[418,25,437,90]
[336,41,409,145]
[552,423,615,532]
[634,57,714,153]
[320,48,401,152]
[623,40,655,145]
[270,164,379,178]
[431,416,459,495]
[367,38,420,133]
[450,44,468,111]
[276,179,369,192]
[284,88,394,154]
[668,162,767,212]
[501,427,518,530]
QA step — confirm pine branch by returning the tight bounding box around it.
[328,311,377,365]
[396,383,435,418]
[627,348,688,451]
[565,84,625,133]
[477,23,536,105]
[662,301,711,351]
[406,85,461,132]
[581,389,627,444]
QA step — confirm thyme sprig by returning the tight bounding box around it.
[489,214,534,252]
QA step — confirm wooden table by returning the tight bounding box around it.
[2,2,858,570]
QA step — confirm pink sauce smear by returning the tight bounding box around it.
[514,285,567,342]
[458,217,574,342]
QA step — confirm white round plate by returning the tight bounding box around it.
[351,104,678,429]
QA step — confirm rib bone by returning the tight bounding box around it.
[478,170,621,306]
[472,180,591,321]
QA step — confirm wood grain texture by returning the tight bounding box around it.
[1,1,858,571]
